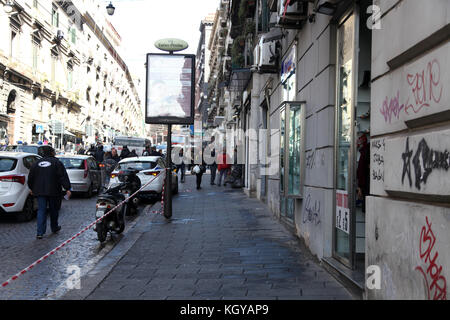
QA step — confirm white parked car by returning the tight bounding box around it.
[0,152,41,221]
[108,156,178,200]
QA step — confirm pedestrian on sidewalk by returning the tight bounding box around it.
[209,136,217,185]
[217,149,231,187]
[193,149,206,190]
[27,146,72,239]
[177,148,186,183]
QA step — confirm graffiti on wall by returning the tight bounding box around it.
[380,59,443,123]
[302,194,321,225]
[415,216,447,300]
[372,139,385,182]
[401,137,450,190]
[306,149,326,170]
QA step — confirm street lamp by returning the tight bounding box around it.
[3,0,14,14]
[106,2,115,16]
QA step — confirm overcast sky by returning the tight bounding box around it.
[104,0,220,100]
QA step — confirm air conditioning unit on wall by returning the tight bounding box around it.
[278,0,309,28]
[253,36,279,74]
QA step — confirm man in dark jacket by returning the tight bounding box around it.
[28,146,71,239]
[149,146,160,157]
[120,145,131,159]
[94,144,105,163]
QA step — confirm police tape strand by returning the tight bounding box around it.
[1,169,166,288]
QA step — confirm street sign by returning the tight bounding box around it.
[36,124,44,134]
[154,38,189,53]
[51,120,64,135]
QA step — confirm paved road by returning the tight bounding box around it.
[82,175,353,300]
[0,194,150,300]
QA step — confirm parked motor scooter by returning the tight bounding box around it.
[94,169,141,243]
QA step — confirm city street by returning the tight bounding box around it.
[0,194,153,300]
[0,0,448,302]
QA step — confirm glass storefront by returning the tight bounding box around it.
[279,101,304,221]
[334,11,355,264]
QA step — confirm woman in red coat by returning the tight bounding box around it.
[217,151,232,187]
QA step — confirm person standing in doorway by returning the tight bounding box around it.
[28,146,71,239]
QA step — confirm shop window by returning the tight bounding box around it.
[279,101,305,220]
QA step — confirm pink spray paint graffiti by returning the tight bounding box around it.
[405,59,443,114]
[380,59,443,123]
[380,91,405,123]
[415,216,447,300]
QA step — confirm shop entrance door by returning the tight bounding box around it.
[334,1,372,272]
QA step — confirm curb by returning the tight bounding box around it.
[61,203,162,300]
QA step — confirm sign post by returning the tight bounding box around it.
[145,39,194,220]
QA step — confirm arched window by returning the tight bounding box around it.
[6,90,17,114]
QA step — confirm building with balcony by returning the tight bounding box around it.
[0,0,144,151]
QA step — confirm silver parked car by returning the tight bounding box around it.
[57,155,102,198]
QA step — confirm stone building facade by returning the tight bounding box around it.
[0,0,143,150]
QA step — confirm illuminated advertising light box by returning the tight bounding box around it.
[145,53,195,125]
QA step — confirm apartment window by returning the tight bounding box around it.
[69,27,76,44]
[32,43,39,70]
[52,5,59,27]
[10,31,17,57]
[67,64,73,90]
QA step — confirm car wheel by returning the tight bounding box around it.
[17,197,34,222]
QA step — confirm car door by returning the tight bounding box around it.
[22,156,37,187]
[88,158,101,190]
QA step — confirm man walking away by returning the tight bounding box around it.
[94,144,105,163]
[28,146,71,239]
[102,152,118,188]
[217,150,231,187]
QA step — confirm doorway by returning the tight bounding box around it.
[333,0,372,274]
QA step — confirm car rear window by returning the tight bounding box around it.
[17,146,39,154]
[0,158,18,172]
[59,158,85,169]
[117,161,157,171]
